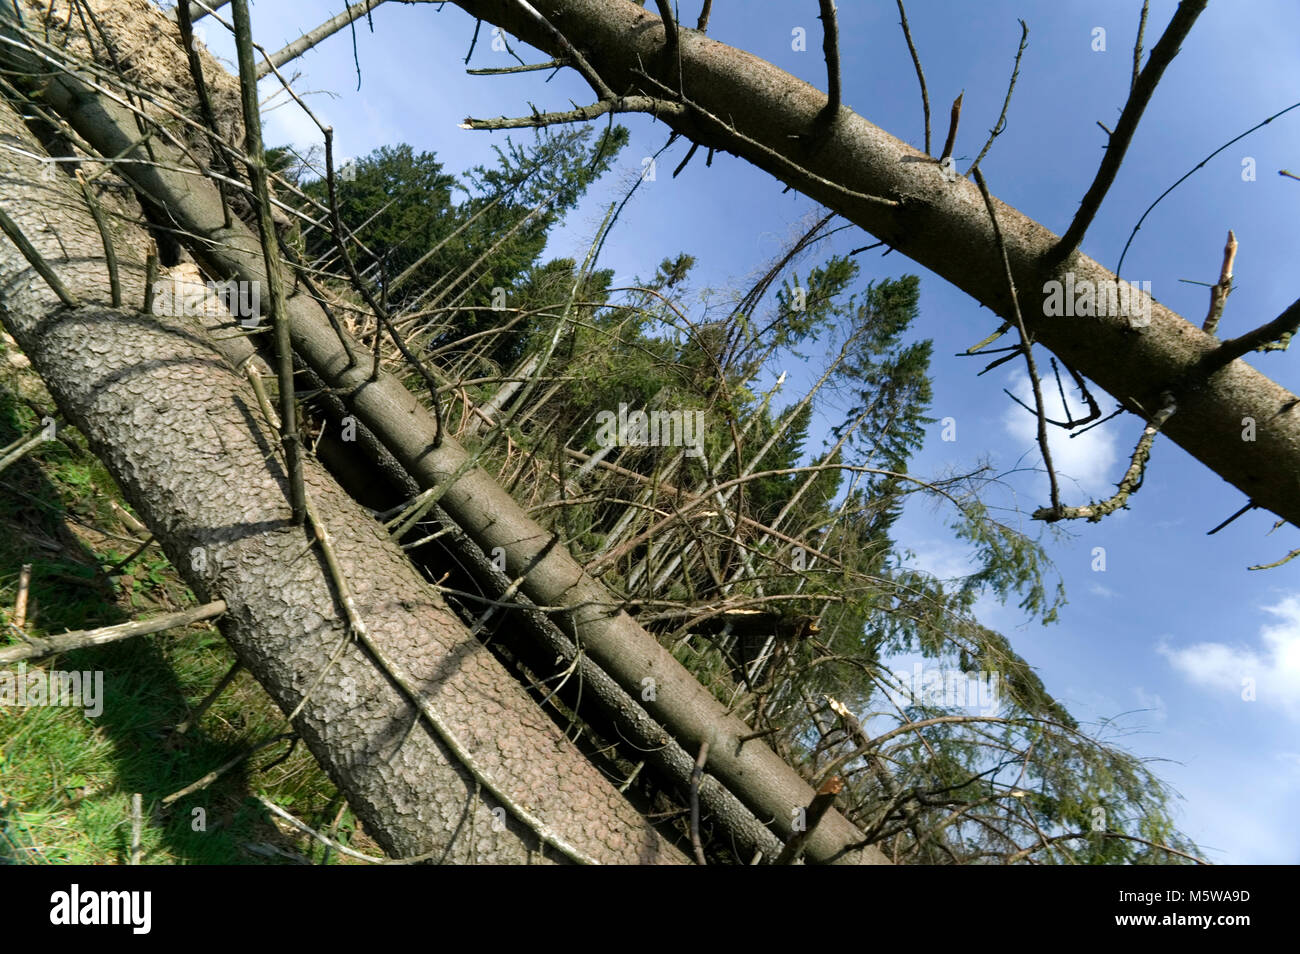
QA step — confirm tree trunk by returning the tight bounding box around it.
[0,92,683,864]
[445,0,1300,530]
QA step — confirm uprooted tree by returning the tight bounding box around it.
[0,0,1267,863]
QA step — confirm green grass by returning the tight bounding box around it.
[0,342,376,865]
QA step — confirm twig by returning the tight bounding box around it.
[895,0,931,154]
[257,0,383,79]
[73,170,119,306]
[634,70,902,208]
[689,740,709,864]
[176,0,235,228]
[322,128,445,446]
[0,601,227,665]
[966,20,1028,176]
[514,0,613,99]
[1248,547,1300,571]
[696,0,712,32]
[464,17,482,63]
[467,57,565,75]
[104,533,154,573]
[12,563,31,630]
[110,500,148,536]
[253,793,441,864]
[1033,393,1177,522]
[0,427,49,475]
[161,733,295,807]
[1199,297,1300,375]
[1006,829,1208,865]
[1117,99,1300,276]
[461,95,677,130]
[172,661,242,736]
[653,0,678,56]
[0,205,79,307]
[974,168,1061,514]
[1132,1,1150,92]
[672,141,700,177]
[1201,229,1237,335]
[142,241,158,316]
[129,793,142,864]
[1051,0,1208,264]
[815,0,841,130]
[240,358,367,725]
[939,91,962,161]
[1206,501,1254,536]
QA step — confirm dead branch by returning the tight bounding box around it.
[0,601,228,665]
[1052,0,1208,263]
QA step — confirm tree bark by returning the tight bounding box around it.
[0,93,683,864]
[0,0,887,863]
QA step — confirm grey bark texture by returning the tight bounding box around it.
[0,0,886,863]
[0,91,683,864]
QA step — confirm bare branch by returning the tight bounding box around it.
[1202,229,1237,335]
[1200,297,1300,374]
[1249,547,1300,571]
[939,90,962,162]
[816,0,841,128]
[966,20,1028,176]
[696,0,712,32]
[1118,98,1300,276]
[653,0,677,53]
[169,1,229,25]
[775,775,843,864]
[515,0,614,99]
[0,204,78,307]
[1033,393,1178,522]
[467,57,565,75]
[690,741,709,865]
[0,601,227,665]
[894,0,931,154]
[974,168,1061,514]
[232,0,306,524]
[257,0,384,79]
[1052,0,1208,263]
[1132,0,1150,92]
[461,95,680,130]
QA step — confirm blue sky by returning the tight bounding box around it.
[199,0,1300,863]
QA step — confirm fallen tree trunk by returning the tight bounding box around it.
[440,0,1300,530]
[0,93,683,864]
[0,0,886,863]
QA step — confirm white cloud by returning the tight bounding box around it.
[1159,595,1300,719]
[1002,369,1118,496]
